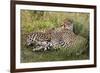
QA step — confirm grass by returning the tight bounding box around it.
[21,10,89,63]
[21,47,89,63]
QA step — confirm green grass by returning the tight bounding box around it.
[21,47,89,63]
[20,10,89,63]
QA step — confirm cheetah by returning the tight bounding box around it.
[26,19,88,56]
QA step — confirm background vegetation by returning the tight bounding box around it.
[21,10,89,63]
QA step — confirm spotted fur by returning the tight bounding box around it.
[26,19,87,55]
